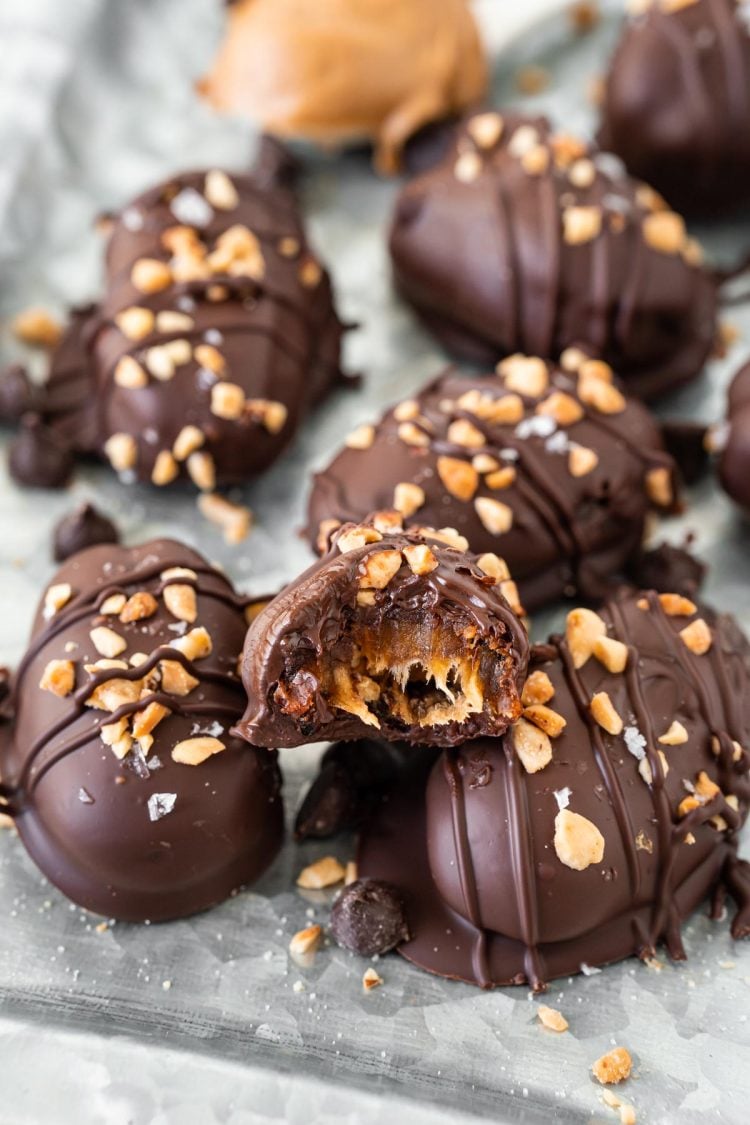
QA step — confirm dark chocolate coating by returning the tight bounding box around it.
[28,168,345,489]
[389,112,718,399]
[360,590,750,988]
[718,360,750,512]
[8,414,74,489]
[330,879,411,956]
[307,361,676,612]
[598,0,750,219]
[234,523,529,749]
[52,502,120,563]
[0,539,283,922]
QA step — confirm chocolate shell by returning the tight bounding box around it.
[199,0,487,174]
[26,167,345,490]
[307,358,676,612]
[234,522,529,749]
[0,540,283,922]
[598,0,750,219]
[389,112,717,399]
[717,360,750,512]
[359,590,750,988]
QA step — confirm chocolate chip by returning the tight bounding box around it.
[631,542,706,598]
[330,879,410,956]
[661,420,711,486]
[52,502,120,562]
[0,364,36,422]
[8,414,74,489]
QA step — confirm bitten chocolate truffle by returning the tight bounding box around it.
[359,590,750,988]
[199,0,487,174]
[598,0,750,219]
[717,360,750,511]
[234,523,529,749]
[390,112,717,399]
[0,540,283,921]
[307,358,676,612]
[19,166,345,490]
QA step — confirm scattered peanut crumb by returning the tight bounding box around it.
[362,967,383,992]
[297,856,346,890]
[537,1005,568,1032]
[592,1047,633,1085]
[289,924,323,956]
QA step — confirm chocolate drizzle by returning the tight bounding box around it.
[359,589,750,989]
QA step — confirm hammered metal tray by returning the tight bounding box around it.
[1,2,749,1122]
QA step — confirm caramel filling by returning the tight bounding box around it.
[275,610,521,733]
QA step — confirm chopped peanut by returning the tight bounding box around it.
[297,856,346,889]
[554,809,605,870]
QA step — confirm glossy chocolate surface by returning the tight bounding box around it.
[360,590,750,988]
[390,111,718,399]
[0,539,283,921]
[307,359,676,611]
[598,0,750,219]
[235,523,529,749]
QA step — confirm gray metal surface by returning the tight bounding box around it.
[0,2,749,1122]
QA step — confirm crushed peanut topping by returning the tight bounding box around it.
[512,718,553,774]
[114,356,148,389]
[523,704,566,738]
[476,553,510,582]
[172,425,205,462]
[566,607,606,668]
[497,354,549,398]
[467,112,504,150]
[590,691,623,735]
[593,635,629,674]
[522,670,555,707]
[204,169,239,210]
[296,856,346,890]
[104,433,138,473]
[679,619,712,655]
[563,205,602,245]
[645,467,673,508]
[39,659,76,697]
[131,258,172,294]
[171,736,225,766]
[658,593,696,616]
[345,424,376,451]
[568,445,599,478]
[43,582,73,619]
[115,306,154,341]
[437,456,479,501]
[554,808,605,870]
[403,544,438,576]
[393,482,425,517]
[152,450,179,487]
[90,627,128,659]
[120,591,158,623]
[658,720,688,746]
[163,583,197,623]
[359,549,402,590]
[474,496,513,535]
